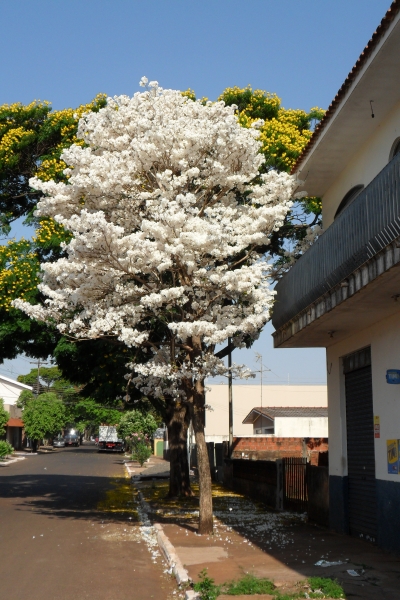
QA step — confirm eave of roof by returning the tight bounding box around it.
[291,0,400,176]
[0,374,32,391]
[242,406,328,424]
[7,418,24,427]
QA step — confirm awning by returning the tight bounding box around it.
[7,418,24,427]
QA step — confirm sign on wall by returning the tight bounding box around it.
[387,439,399,474]
[374,415,380,438]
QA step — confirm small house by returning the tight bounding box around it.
[242,406,328,437]
[0,374,32,449]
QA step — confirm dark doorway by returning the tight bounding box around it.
[344,347,377,542]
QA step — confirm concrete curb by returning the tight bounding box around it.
[124,462,192,588]
[0,455,26,467]
[184,591,200,600]
[153,523,190,585]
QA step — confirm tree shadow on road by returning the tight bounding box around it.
[0,472,138,523]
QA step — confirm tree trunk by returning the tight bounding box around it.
[192,378,213,534]
[166,399,192,498]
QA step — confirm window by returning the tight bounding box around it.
[334,185,364,219]
[255,428,262,434]
[389,137,400,161]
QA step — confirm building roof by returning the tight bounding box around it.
[0,374,32,391]
[242,406,328,424]
[6,418,24,427]
[291,0,400,176]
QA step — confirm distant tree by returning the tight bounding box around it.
[70,398,122,430]
[18,366,78,399]
[16,388,35,408]
[0,398,9,432]
[22,392,66,451]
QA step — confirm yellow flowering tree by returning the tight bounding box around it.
[0,95,107,360]
[217,86,325,267]
[0,95,106,233]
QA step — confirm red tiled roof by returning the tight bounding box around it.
[7,418,24,427]
[291,0,400,174]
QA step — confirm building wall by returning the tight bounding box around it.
[327,308,400,550]
[204,384,327,438]
[322,100,400,227]
[231,436,328,465]
[274,416,328,438]
[0,379,29,406]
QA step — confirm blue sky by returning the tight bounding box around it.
[0,0,392,381]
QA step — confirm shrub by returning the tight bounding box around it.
[118,410,158,451]
[131,433,152,466]
[0,440,14,460]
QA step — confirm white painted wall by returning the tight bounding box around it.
[327,309,400,482]
[274,416,328,437]
[322,100,400,227]
[204,384,327,438]
[0,375,31,408]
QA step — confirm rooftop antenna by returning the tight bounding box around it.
[254,353,271,409]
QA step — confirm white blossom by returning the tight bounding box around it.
[14,80,296,385]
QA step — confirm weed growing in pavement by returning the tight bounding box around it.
[193,570,220,600]
[305,577,345,598]
[194,571,346,599]
[224,573,276,595]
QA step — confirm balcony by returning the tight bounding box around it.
[272,152,400,347]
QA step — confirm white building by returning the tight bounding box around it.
[0,374,32,449]
[242,406,328,437]
[272,3,400,552]
[203,384,327,442]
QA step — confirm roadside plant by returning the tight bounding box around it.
[0,440,13,460]
[193,570,220,600]
[117,409,158,451]
[130,433,152,466]
[14,79,297,533]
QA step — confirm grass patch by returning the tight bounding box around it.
[305,577,345,598]
[193,571,346,599]
[223,573,276,595]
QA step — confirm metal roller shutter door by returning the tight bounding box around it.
[345,365,377,541]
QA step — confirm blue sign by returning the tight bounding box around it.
[386,369,400,384]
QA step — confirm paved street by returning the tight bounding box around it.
[0,445,177,600]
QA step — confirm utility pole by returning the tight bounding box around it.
[29,358,49,396]
[228,337,233,453]
[255,353,271,427]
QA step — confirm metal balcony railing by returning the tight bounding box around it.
[272,152,400,331]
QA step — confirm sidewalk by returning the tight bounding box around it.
[130,464,400,600]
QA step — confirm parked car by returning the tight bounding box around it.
[64,433,79,447]
[53,436,65,448]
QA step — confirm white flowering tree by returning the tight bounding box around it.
[15,80,296,533]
